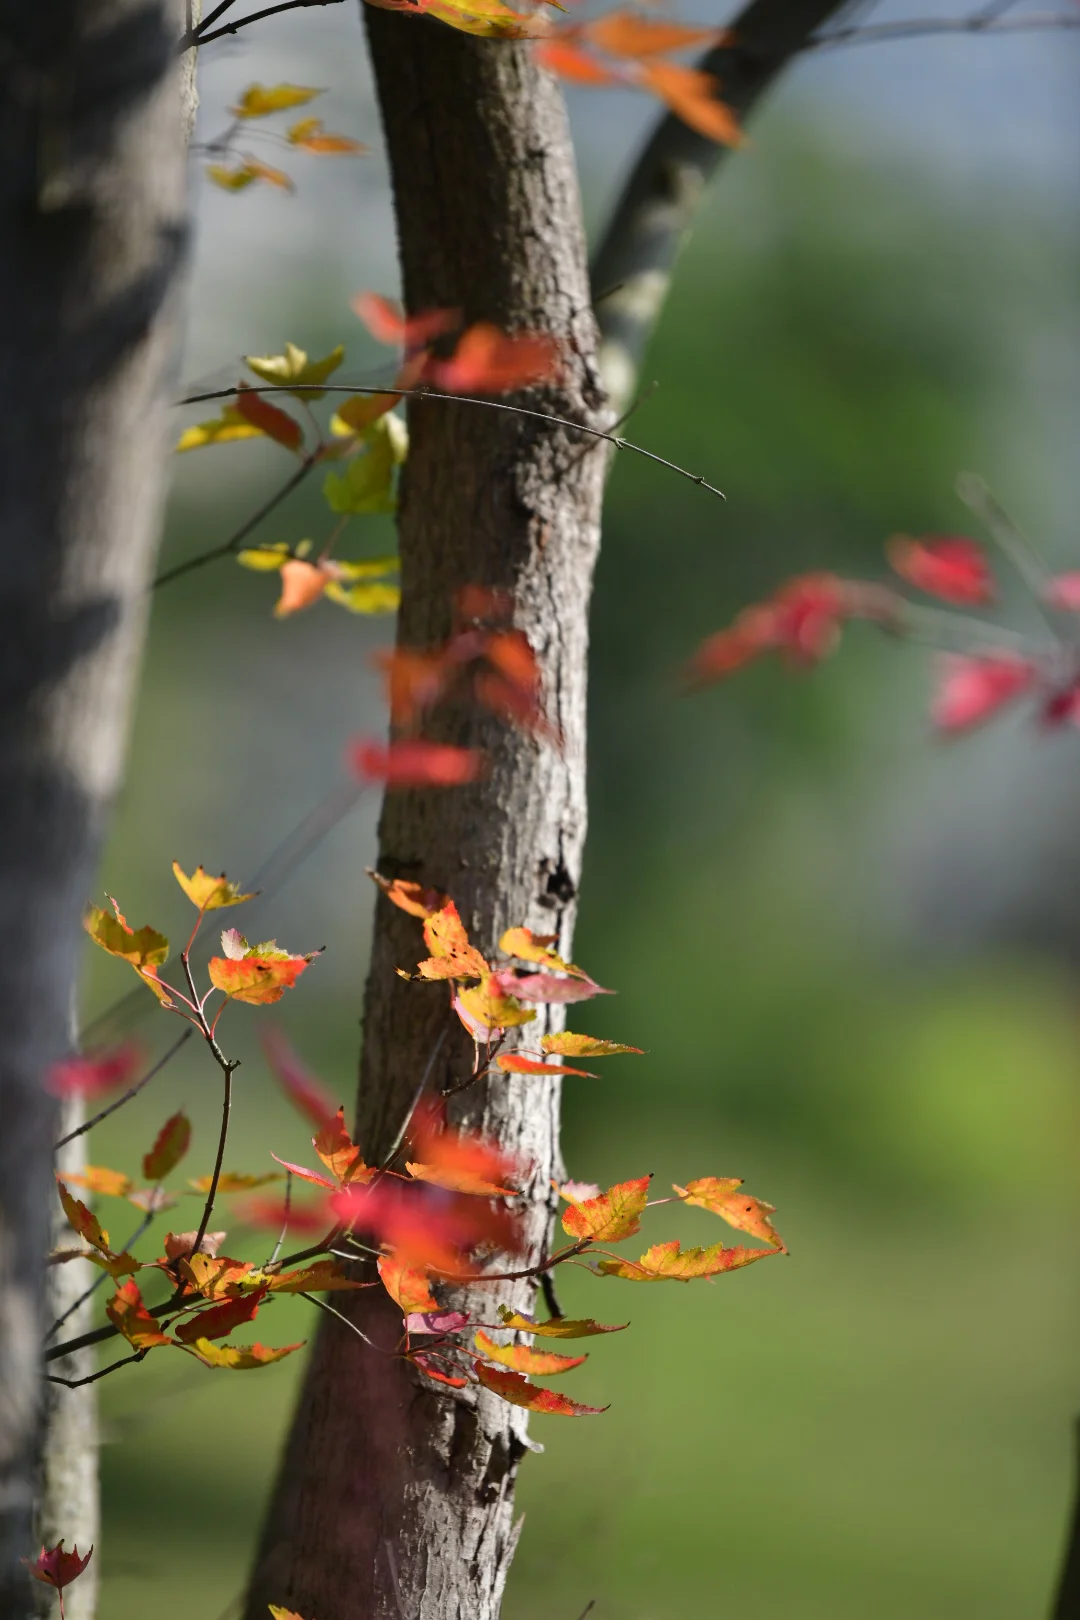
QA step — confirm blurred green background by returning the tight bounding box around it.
[78,25,1080,1620]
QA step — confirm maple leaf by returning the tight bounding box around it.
[264,1260,366,1294]
[143,1110,191,1182]
[498,926,585,978]
[352,291,459,350]
[494,969,610,1005]
[45,1042,143,1100]
[352,738,485,789]
[415,900,489,981]
[245,341,345,400]
[106,1279,172,1349]
[234,385,304,452]
[84,899,171,1004]
[172,862,256,911]
[188,1171,284,1194]
[540,1033,643,1057]
[164,1230,227,1263]
[561,1175,651,1242]
[424,0,555,36]
[57,1178,110,1253]
[237,543,291,572]
[23,1541,93,1598]
[598,1239,780,1282]
[273,559,330,618]
[640,61,741,145]
[324,580,401,615]
[674,1177,786,1251]
[497,1307,627,1338]
[455,976,536,1038]
[176,406,265,452]
[474,1361,607,1414]
[406,1309,470,1336]
[260,1026,338,1130]
[367,868,450,920]
[474,1329,586,1375]
[408,1348,470,1386]
[208,930,321,1005]
[270,1155,337,1193]
[406,1099,523,1197]
[207,159,294,193]
[313,1107,371,1184]
[495,1053,597,1078]
[269,1607,308,1620]
[329,392,401,438]
[178,1252,259,1298]
[378,1254,439,1315]
[333,1178,523,1275]
[887,534,994,605]
[287,117,367,155]
[60,1166,132,1199]
[182,1337,304,1369]
[427,323,561,395]
[585,11,723,55]
[174,1287,267,1344]
[231,83,322,118]
[931,653,1037,733]
[536,38,623,84]
[323,414,407,515]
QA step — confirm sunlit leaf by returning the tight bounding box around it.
[415,901,488,981]
[106,1278,171,1349]
[329,393,401,437]
[274,559,329,618]
[597,1239,779,1282]
[585,11,723,56]
[313,1106,371,1184]
[367,868,450,919]
[182,1337,304,1369]
[474,1360,607,1414]
[178,1252,259,1299]
[187,1172,284,1194]
[237,542,290,571]
[286,117,368,155]
[176,406,264,452]
[495,1053,597,1078]
[640,61,742,146]
[379,1254,439,1315]
[324,580,401,614]
[474,1329,586,1375]
[231,83,322,118]
[536,38,623,84]
[455,975,536,1037]
[208,930,321,1005]
[498,926,586,977]
[262,1260,365,1294]
[172,862,256,911]
[561,1174,651,1242]
[540,1033,642,1057]
[174,1287,267,1344]
[674,1177,786,1251]
[56,1178,109,1252]
[206,159,294,193]
[322,415,406,514]
[497,1307,627,1338]
[245,341,345,401]
[60,1166,132,1199]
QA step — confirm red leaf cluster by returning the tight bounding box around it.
[354,291,561,395]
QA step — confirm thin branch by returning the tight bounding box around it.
[153,453,317,588]
[179,0,240,48]
[301,1290,383,1351]
[177,382,727,502]
[47,1348,148,1388]
[376,1026,449,1172]
[265,1168,293,1268]
[808,8,1080,51]
[182,0,344,48]
[53,1028,193,1148]
[192,1061,236,1259]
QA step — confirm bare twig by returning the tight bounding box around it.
[181,0,345,47]
[808,8,1080,52]
[301,1290,383,1352]
[153,452,317,588]
[265,1168,293,1267]
[46,1348,148,1388]
[53,1028,193,1149]
[377,1026,449,1172]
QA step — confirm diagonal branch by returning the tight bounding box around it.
[590,0,846,413]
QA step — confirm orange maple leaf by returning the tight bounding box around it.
[674,1177,786,1251]
[474,1360,607,1414]
[474,1329,586,1376]
[234,383,304,450]
[561,1175,651,1243]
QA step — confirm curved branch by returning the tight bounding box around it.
[808,9,1080,53]
[590,0,845,412]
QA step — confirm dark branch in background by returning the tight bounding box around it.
[53,1028,194,1149]
[180,0,345,49]
[590,0,848,412]
[807,8,1080,53]
[154,453,317,587]
[1052,1418,1080,1618]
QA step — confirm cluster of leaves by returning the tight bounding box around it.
[204,83,366,195]
[686,491,1080,735]
[51,863,783,1435]
[538,13,740,145]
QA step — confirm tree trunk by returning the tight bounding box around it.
[0,2,192,1609]
[244,17,605,1620]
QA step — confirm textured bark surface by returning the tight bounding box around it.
[591,0,844,409]
[0,1,190,1609]
[244,15,605,1620]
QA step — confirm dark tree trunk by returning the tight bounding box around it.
[243,15,606,1620]
[0,3,192,1609]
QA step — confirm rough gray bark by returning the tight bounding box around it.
[0,2,191,1610]
[591,0,844,410]
[243,15,606,1620]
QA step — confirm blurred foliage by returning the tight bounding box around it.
[89,124,1079,1620]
